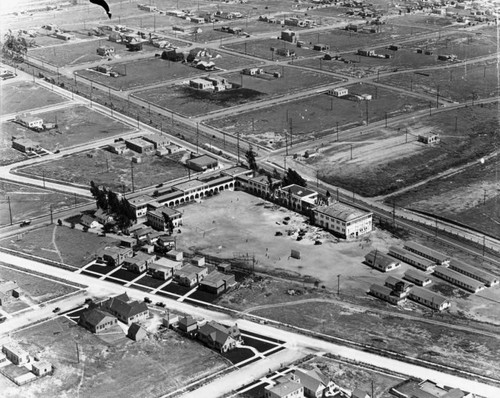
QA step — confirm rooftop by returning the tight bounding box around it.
[187,154,218,167]
[314,201,371,222]
[433,266,485,290]
[410,286,449,306]
[175,264,207,278]
[221,166,252,177]
[266,380,302,397]
[174,179,206,192]
[281,184,318,197]
[129,195,154,207]
[200,270,233,288]
[404,269,432,282]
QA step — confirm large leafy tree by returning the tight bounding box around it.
[2,30,32,61]
[245,145,258,171]
[282,168,307,188]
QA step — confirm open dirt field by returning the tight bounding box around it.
[0,105,134,166]
[0,262,80,308]
[0,181,89,226]
[28,38,157,68]
[223,38,319,61]
[379,60,500,102]
[0,81,68,116]
[135,65,340,117]
[19,147,188,192]
[303,102,499,197]
[2,316,229,398]
[207,82,429,149]
[175,190,402,288]
[0,225,120,267]
[77,49,256,90]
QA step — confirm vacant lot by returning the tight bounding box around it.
[29,38,157,67]
[0,181,89,226]
[0,262,80,308]
[224,37,318,61]
[0,81,68,116]
[19,147,188,192]
[135,66,340,117]
[305,102,499,197]
[1,105,134,165]
[3,317,229,398]
[0,225,120,267]
[77,49,256,90]
[379,60,499,102]
[207,83,429,149]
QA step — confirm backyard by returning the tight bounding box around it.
[17,148,189,192]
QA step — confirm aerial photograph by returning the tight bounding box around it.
[0,0,499,397]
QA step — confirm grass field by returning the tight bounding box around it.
[19,147,188,192]
[0,225,120,267]
[76,49,257,90]
[206,82,429,149]
[379,60,500,102]
[0,105,134,166]
[3,316,229,398]
[307,102,499,198]
[28,38,157,67]
[0,262,79,308]
[0,181,89,226]
[134,66,340,117]
[0,81,68,116]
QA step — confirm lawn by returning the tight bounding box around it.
[28,38,157,67]
[0,105,135,166]
[0,81,68,116]
[206,82,429,149]
[0,262,80,308]
[308,102,499,198]
[134,66,340,117]
[4,317,229,398]
[18,147,189,192]
[0,225,120,268]
[76,49,257,90]
[0,181,89,226]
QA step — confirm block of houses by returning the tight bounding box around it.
[186,154,218,172]
[199,271,236,295]
[408,286,451,311]
[127,322,148,341]
[147,206,183,231]
[96,246,133,266]
[78,308,117,334]
[197,321,242,352]
[404,269,432,286]
[16,114,44,129]
[178,316,198,334]
[80,214,100,229]
[277,184,319,213]
[2,344,30,365]
[174,264,208,287]
[365,250,400,272]
[0,280,20,306]
[101,293,149,325]
[12,138,41,153]
[31,361,52,377]
[313,202,372,240]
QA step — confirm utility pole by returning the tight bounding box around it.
[429,101,432,116]
[392,200,396,227]
[196,122,199,153]
[405,128,408,143]
[455,115,458,134]
[365,100,369,125]
[436,86,440,108]
[76,343,80,364]
[74,192,77,207]
[237,131,240,164]
[350,144,353,160]
[337,274,340,295]
[50,205,53,224]
[7,197,13,225]
[336,121,339,141]
[289,119,293,148]
[131,161,135,193]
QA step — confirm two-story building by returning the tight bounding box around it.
[312,202,372,240]
[147,206,183,231]
[277,184,318,213]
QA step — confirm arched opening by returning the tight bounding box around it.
[175,200,179,205]
[195,194,199,199]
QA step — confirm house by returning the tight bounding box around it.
[12,138,41,153]
[281,29,297,43]
[391,378,473,398]
[191,256,205,267]
[0,280,20,306]
[2,344,30,365]
[277,184,319,213]
[313,43,330,51]
[369,284,406,305]
[128,195,154,218]
[126,40,143,51]
[79,308,118,334]
[94,208,114,225]
[178,316,198,334]
[155,236,177,252]
[265,380,304,398]
[123,252,155,273]
[125,138,155,154]
[132,226,155,242]
[205,76,231,91]
[55,32,75,40]
[148,258,181,280]
[186,154,218,172]
[97,46,115,56]
[199,271,236,295]
[352,388,371,398]
[329,87,349,97]
[190,78,213,90]
[31,361,52,376]
[147,206,183,231]
[96,246,133,266]
[101,293,149,325]
[418,133,440,144]
[108,142,127,154]
[197,321,242,352]
[120,236,137,248]
[408,286,451,311]
[143,134,170,149]
[174,265,208,287]
[80,214,99,229]
[127,322,148,341]
[357,49,375,57]
[165,249,183,261]
[242,67,263,76]
[312,202,372,240]
[404,269,432,286]
[294,368,334,398]
[16,114,44,129]
[365,250,400,272]
[276,48,295,57]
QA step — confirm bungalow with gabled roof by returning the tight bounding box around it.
[197,321,242,352]
[79,308,117,334]
[101,293,149,325]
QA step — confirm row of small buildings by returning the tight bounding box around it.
[0,344,52,385]
[367,241,499,310]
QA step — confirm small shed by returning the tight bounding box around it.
[127,323,148,341]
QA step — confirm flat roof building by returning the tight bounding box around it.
[199,271,236,295]
[278,184,319,213]
[174,264,208,287]
[313,202,372,240]
[125,137,155,154]
[129,195,154,218]
[186,154,219,172]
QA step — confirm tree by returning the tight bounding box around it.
[90,180,99,198]
[95,187,108,210]
[282,168,307,188]
[107,190,120,214]
[245,145,258,171]
[57,219,62,226]
[2,30,32,61]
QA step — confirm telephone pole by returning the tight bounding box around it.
[7,197,13,225]
[131,161,135,193]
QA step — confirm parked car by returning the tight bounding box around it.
[52,307,61,313]
[20,220,31,227]
[144,297,152,304]
[156,302,165,307]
